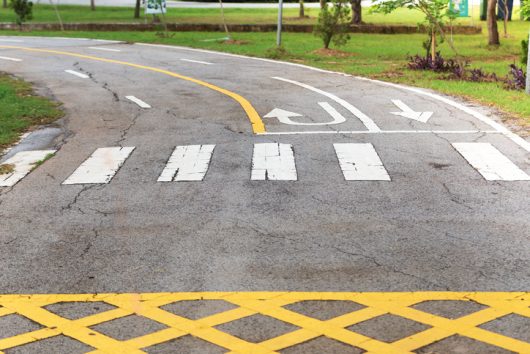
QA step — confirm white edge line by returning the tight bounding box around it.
[135,42,530,153]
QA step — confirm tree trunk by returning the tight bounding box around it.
[320,0,326,9]
[299,0,305,18]
[90,0,95,11]
[2,0,7,9]
[487,0,500,45]
[431,29,436,61]
[350,0,362,24]
[134,0,141,19]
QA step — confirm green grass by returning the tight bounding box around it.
[0,74,63,150]
[1,4,529,126]
[0,3,503,25]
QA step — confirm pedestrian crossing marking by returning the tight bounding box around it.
[453,143,530,181]
[251,143,297,181]
[158,145,215,182]
[334,143,391,181]
[0,150,56,187]
[62,147,135,185]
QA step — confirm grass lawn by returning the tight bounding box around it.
[0,74,63,150]
[0,4,528,128]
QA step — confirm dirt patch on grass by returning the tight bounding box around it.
[0,163,15,175]
[221,39,251,45]
[312,48,358,58]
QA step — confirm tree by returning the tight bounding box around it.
[3,0,7,9]
[299,0,305,18]
[90,0,95,11]
[9,0,33,27]
[487,0,500,45]
[134,0,141,19]
[313,0,351,49]
[373,0,457,61]
[350,0,362,24]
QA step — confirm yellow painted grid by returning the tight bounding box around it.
[0,292,529,354]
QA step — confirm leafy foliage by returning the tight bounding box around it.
[522,38,528,66]
[505,64,526,90]
[521,0,530,19]
[408,52,459,72]
[372,0,457,58]
[313,0,351,49]
[9,0,32,26]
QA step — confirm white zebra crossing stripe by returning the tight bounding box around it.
[63,147,135,185]
[0,150,56,187]
[65,70,89,79]
[334,143,391,181]
[126,96,151,109]
[158,145,215,182]
[0,56,22,62]
[452,143,530,181]
[251,143,297,181]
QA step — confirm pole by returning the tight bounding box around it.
[49,0,64,31]
[526,32,530,94]
[526,31,530,95]
[277,0,283,47]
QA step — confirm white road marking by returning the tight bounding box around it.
[158,145,215,182]
[452,143,530,181]
[251,143,297,181]
[180,58,213,65]
[264,102,346,126]
[334,143,390,181]
[65,70,89,79]
[63,147,135,185]
[259,130,500,135]
[272,77,381,132]
[0,150,56,187]
[136,43,530,152]
[0,56,22,62]
[88,46,121,52]
[0,38,23,42]
[126,96,151,109]
[390,99,433,123]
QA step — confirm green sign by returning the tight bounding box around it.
[449,0,469,17]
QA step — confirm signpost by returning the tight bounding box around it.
[277,0,284,46]
[145,0,167,14]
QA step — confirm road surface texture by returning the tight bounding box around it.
[0,36,529,354]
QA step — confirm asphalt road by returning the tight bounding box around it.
[0,36,529,353]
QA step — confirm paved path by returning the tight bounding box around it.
[0,36,529,353]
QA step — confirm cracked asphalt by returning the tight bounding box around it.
[0,36,529,353]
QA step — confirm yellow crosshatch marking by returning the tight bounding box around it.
[0,45,266,134]
[0,292,529,353]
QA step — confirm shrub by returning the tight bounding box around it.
[522,38,528,67]
[505,64,526,90]
[9,0,33,26]
[313,0,351,49]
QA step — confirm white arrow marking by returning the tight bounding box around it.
[126,95,151,109]
[0,56,22,62]
[390,99,433,123]
[65,70,89,79]
[264,102,346,126]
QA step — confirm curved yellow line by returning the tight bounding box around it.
[1,45,265,134]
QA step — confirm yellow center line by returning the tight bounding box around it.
[0,45,266,134]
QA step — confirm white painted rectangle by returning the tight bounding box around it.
[0,56,22,62]
[63,147,135,185]
[88,46,121,52]
[334,143,390,181]
[251,143,297,181]
[126,96,151,109]
[453,143,530,181]
[180,58,213,65]
[65,70,89,79]
[0,150,56,187]
[158,145,215,182]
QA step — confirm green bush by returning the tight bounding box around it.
[313,0,351,49]
[9,0,33,26]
